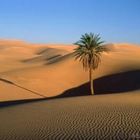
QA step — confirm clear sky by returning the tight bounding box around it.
[0,0,140,44]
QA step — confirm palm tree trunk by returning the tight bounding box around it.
[89,68,94,95]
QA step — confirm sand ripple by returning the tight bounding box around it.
[0,93,140,140]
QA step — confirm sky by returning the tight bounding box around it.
[0,0,140,44]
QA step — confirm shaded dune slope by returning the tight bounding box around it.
[58,69,140,97]
[22,47,68,64]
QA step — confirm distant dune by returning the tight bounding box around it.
[0,40,140,101]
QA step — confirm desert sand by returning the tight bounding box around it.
[0,92,140,139]
[0,40,140,101]
[0,40,140,139]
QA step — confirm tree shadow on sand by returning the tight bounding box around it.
[0,69,140,108]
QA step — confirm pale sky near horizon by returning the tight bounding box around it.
[0,0,140,44]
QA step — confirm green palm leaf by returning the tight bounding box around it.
[74,33,109,95]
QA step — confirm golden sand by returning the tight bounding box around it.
[0,40,140,139]
[0,40,140,101]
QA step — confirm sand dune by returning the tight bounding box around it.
[0,93,139,139]
[0,40,140,101]
[0,40,140,139]
[0,80,41,101]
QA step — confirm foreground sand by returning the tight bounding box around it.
[0,92,140,139]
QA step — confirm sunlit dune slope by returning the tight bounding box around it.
[0,40,140,101]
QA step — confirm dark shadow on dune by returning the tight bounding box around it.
[46,54,62,61]
[58,70,140,98]
[21,56,42,63]
[46,53,74,65]
[36,47,60,55]
[0,69,140,108]
[57,84,91,98]
[0,98,48,108]
[0,78,46,98]
[21,54,62,63]
[0,78,14,84]
[14,84,47,98]
[94,70,140,94]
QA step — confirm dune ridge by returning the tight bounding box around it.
[0,40,140,101]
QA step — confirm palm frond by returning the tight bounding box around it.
[74,33,109,71]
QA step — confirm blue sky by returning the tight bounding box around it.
[0,0,140,44]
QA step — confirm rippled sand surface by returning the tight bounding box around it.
[0,93,139,140]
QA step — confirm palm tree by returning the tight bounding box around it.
[74,33,108,95]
